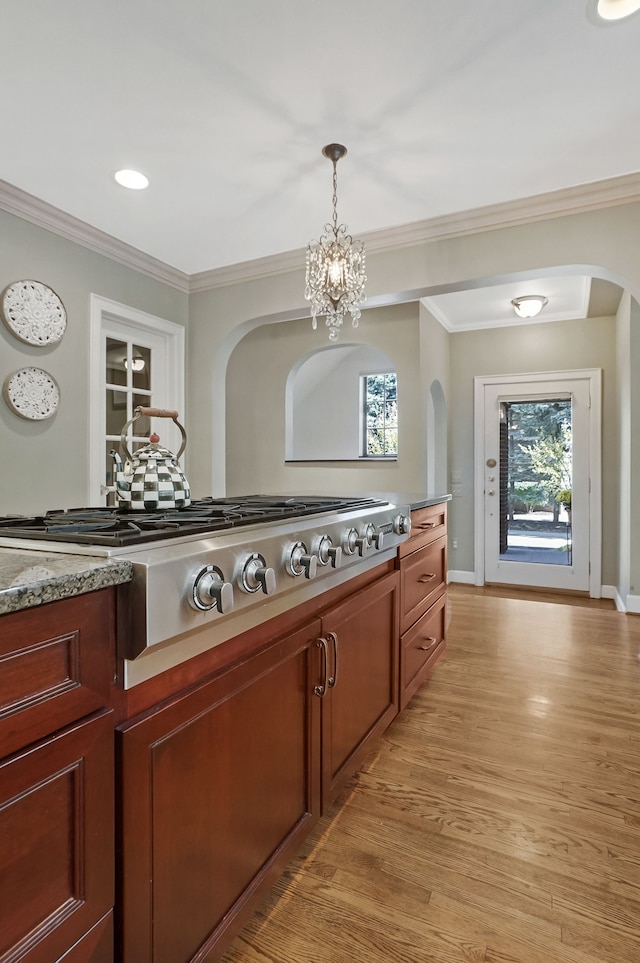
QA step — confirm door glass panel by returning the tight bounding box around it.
[132,344,151,390]
[106,389,128,435]
[106,338,127,386]
[499,398,572,566]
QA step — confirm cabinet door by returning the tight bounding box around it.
[0,710,114,963]
[321,571,399,807]
[118,620,322,963]
[0,589,116,759]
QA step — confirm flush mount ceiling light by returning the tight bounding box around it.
[304,144,366,342]
[123,356,145,372]
[114,169,149,190]
[587,0,640,22]
[511,295,549,319]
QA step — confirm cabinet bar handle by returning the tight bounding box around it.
[417,637,438,651]
[326,631,339,688]
[418,573,437,583]
[314,637,329,697]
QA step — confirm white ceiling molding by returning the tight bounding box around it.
[188,171,640,293]
[0,177,190,293]
[1,171,640,296]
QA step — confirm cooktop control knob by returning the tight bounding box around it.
[344,527,368,557]
[286,541,317,579]
[363,522,385,550]
[240,553,276,595]
[393,513,412,535]
[315,534,342,568]
[189,565,234,613]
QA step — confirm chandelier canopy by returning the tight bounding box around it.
[304,144,366,342]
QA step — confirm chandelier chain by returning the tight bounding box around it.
[331,162,339,234]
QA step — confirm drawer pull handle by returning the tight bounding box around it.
[418,521,437,529]
[418,637,438,651]
[418,573,437,583]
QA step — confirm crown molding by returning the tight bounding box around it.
[0,178,190,293]
[189,171,640,293]
[1,171,640,297]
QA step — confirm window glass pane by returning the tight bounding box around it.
[106,338,127,386]
[363,372,398,456]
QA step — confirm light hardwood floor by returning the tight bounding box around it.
[222,585,640,962]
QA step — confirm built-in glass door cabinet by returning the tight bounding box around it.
[397,502,448,709]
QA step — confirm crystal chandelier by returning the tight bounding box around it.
[305,144,366,342]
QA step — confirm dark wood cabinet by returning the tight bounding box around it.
[319,570,399,806]
[117,619,323,963]
[117,566,400,963]
[0,590,117,963]
[0,709,114,963]
[397,502,448,708]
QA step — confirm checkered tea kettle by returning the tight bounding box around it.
[110,406,191,510]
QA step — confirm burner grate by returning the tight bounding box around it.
[0,496,389,547]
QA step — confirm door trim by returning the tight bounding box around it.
[473,369,602,596]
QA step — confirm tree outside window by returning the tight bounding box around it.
[363,372,398,456]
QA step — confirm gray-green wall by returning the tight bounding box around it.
[0,211,187,514]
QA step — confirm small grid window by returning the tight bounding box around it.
[362,372,398,457]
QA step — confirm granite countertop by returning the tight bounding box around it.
[0,548,133,616]
[367,492,451,511]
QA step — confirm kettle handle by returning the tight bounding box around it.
[119,406,187,461]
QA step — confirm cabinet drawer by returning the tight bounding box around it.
[400,535,446,633]
[0,590,116,758]
[400,593,446,709]
[399,502,447,557]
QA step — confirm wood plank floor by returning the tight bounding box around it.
[221,586,640,963]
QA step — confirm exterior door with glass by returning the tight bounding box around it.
[476,372,600,594]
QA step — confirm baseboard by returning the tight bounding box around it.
[625,593,640,614]
[601,584,626,611]
[447,570,475,584]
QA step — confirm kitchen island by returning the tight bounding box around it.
[0,494,449,963]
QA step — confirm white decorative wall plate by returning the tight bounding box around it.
[3,367,60,420]
[1,279,67,345]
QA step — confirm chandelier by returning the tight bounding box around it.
[304,144,366,342]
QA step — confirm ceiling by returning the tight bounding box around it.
[1,1,637,323]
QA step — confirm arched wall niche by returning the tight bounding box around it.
[285,343,395,460]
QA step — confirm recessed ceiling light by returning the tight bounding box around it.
[114,169,149,190]
[587,0,640,23]
[511,295,549,319]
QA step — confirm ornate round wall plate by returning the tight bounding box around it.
[1,279,67,346]
[3,367,60,420]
